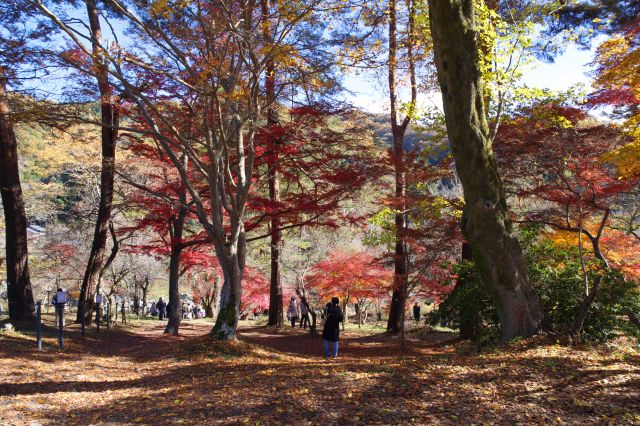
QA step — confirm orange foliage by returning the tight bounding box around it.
[306,250,392,303]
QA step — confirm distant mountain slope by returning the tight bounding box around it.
[365,113,428,151]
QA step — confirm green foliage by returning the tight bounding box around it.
[363,207,397,248]
[527,238,640,343]
[430,227,640,344]
[427,260,500,346]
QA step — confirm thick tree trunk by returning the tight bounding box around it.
[211,258,243,340]
[428,0,542,340]
[263,0,284,328]
[0,72,35,322]
[77,0,118,324]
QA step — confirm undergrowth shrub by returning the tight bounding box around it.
[429,227,640,345]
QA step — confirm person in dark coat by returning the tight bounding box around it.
[321,297,344,358]
[156,298,167,320]
[299,300,310,329]
[413,302,421,322]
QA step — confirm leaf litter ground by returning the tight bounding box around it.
[0,317,638,425]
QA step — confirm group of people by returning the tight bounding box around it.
[146,298,206,320]
[286,297,311,329]
[287,296,344,359]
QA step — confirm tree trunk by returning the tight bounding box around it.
[211,275,222,317]
[262,0,284,328]
[386,0,415,333]
[77,0,118,324]
[165,236,184,335]
[458,242,478,340]
[569,275,602,345]
[133,280,140,317]
[165,164,188,335]
[427,0,542,340]
[342,300,348,330]
[0,71,35,322]
[141,279,149,316]
[211,258,243,340]
[309,309,317,335]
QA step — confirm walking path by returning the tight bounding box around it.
[0,319,638,425]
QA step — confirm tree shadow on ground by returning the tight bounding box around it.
[28,345,640,425]
[238,325,459,359]
[2,321,638,425]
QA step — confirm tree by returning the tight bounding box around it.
[261,0,284,328]
[542,0,640,48]
[0,74,35,321]
[240,267,270,315]
[0,0,52,321]
[190,269,221,318]
[73,0,120,324]
[307,250,392,329]
[385,0,419,333]
[495,102,639,341]
[35,0,341,340]
[589,19,640,177]
[121,137,211,334]
[257,0,356,328]
[249,106,380,324]
[427,0,542,339]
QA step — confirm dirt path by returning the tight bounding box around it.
[1,319,639,425]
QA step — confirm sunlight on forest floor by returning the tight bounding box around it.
[0,319,639,425]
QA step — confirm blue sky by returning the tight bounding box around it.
[343,42,599,114]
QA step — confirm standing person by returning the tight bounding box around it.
[286,297,299,328]
[413,302,421,322]
[322,297,344,359]
[121,300,127,324]
[51,288,67,324]
[156,297,166,320]
[299,300,310,329]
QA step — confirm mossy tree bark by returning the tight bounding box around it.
[427,0,542,339]
[211,255,243,340]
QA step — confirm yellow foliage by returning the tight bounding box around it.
[545,227,640,281]
[15,123,101,176]
[593,30,640,171]
[602,139,640,177]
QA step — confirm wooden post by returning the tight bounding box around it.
[56,304,64,350]
[80,301,85,337]
[36,301,42,350]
